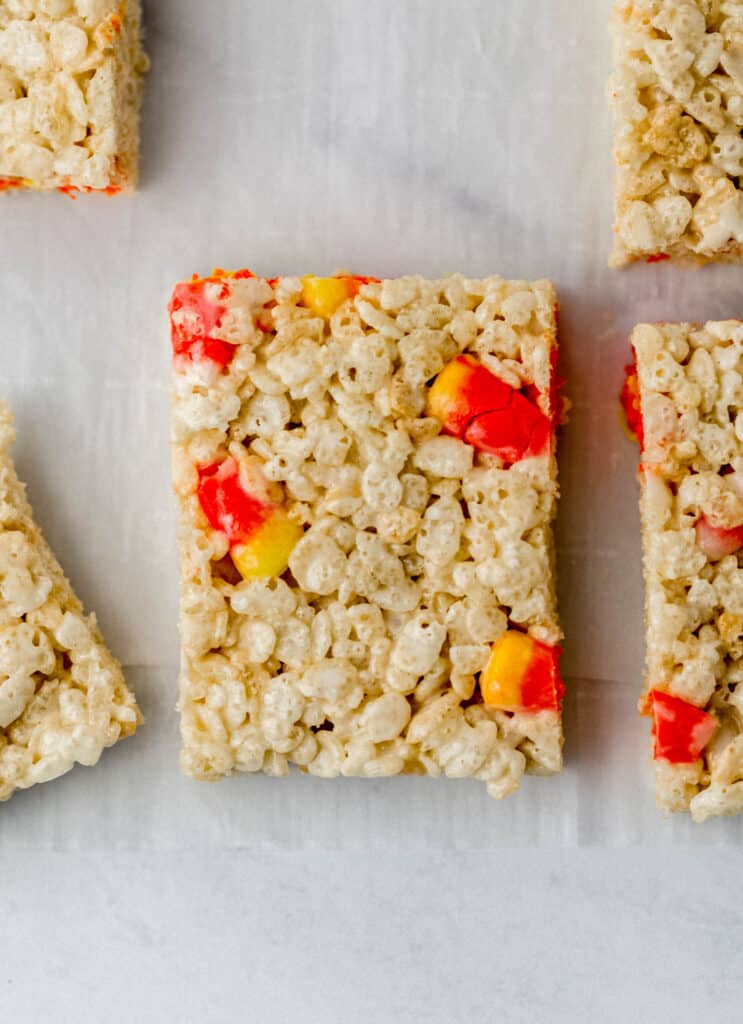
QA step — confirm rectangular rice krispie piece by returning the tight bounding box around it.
[0,402,141,800]
[624,321,743,821]
[0,0,147,195]
[609,1,743,267]
[170,270,564,798]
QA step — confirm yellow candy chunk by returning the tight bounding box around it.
[480,631,535,710]
[230,507,302,580]
[301,276,355,318]
[426,356,473,425]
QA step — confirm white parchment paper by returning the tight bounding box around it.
[2,0,743,849]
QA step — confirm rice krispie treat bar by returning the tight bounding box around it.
[0,0,147,195]
[0,403,140,800]
[623,321,743,821]
[609,1,743,267]
[170,270,564,798]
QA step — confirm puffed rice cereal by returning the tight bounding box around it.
[170,270,565,798]
[624,320,743,820]
[0,401,141,801]
[0,0,147,194]
[609,1,743,266]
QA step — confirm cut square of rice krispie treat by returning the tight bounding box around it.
[170,270,564,798]
[0,0,147,195]
[623,321,743,821]
[0,402,141,800]
[609,1,743,267]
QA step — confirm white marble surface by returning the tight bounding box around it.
[4,849,743,1023]
[2,0,743,1017]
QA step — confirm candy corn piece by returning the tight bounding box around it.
[480,631,564,712]
[649,690,718,765]
[169,277,235,371]
[300,275,381,318]
[300,276,355,319]
[628,321,743,821]
[427,355,551,463]
[171,270,563,797]
[428,356,512,436]
[197,458,301,580]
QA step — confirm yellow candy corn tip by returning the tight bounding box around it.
[480,631,535,710]
[426,358,473,420]
[301,276,355,319]
[230,509,303,580]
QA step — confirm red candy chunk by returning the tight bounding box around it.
[464,390,551,462]
[520,639,565,710]
[169,280,233,370]
[695,517,743,561]
[197,459,268,543]
[620,359,644,448]
[427,355,551,464]
[650,689,718,764]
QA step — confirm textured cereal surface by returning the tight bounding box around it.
[609,0,743,266]
[0,402,140,800]
[171,272,563,798]
[633,320,743,820]
[0,0,147,193]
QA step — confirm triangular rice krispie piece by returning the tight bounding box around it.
[0,402,140,801]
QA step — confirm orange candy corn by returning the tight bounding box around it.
[480,631,564,712]
[427,355,550,463]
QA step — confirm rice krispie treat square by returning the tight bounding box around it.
[624,321,743,821]
[609,1,743,267]
[0,0,147,195]
[0,402,141,800]
[170,270,564,798]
